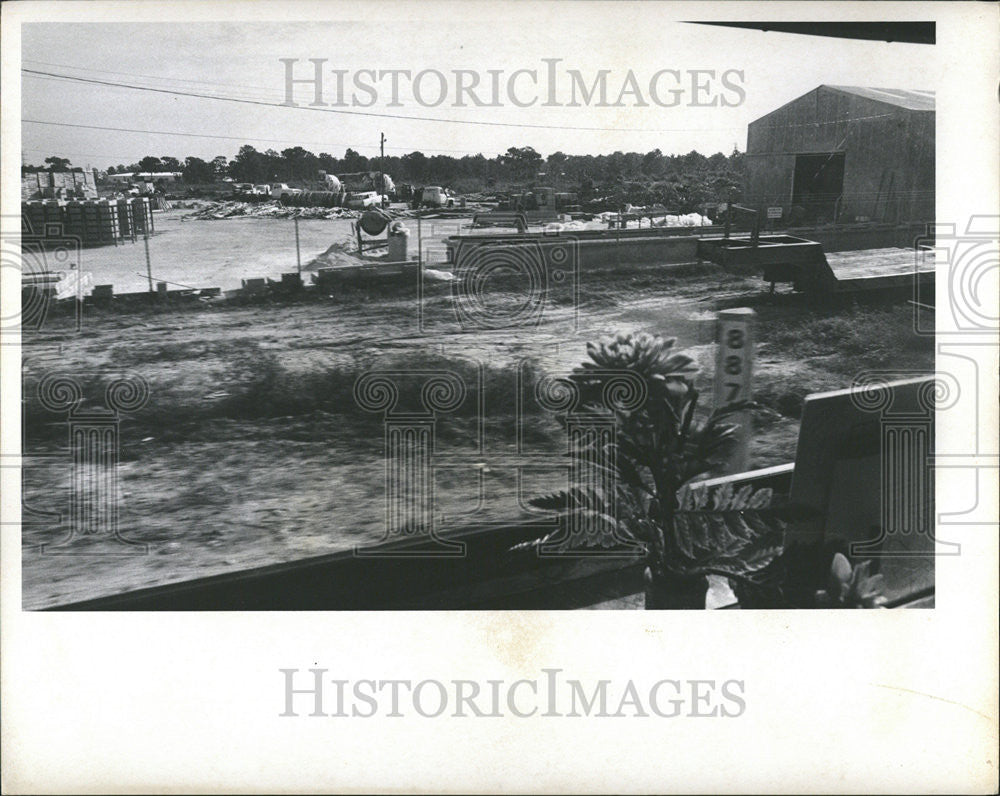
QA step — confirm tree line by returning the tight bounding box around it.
[25,145,747,210]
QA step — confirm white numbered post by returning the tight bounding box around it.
[713,307,755,474]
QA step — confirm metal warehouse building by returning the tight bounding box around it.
[745,85,934,225]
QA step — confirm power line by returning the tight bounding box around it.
[21,68,746,133]
[22,57,293,95]
[21,58,296,105]
[21,72,287,104]
[21,62,911,141]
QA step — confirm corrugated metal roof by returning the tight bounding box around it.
[824,85,935,111]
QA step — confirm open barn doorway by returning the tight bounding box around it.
[792,152,846,223]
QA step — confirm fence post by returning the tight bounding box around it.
[294,217,302,275]
[143,229,153,293]
[714,307,755,474]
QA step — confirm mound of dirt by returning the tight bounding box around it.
[307,240,367,268]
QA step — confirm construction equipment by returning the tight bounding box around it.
[413,186,455,209]
[471,211,528,232]
[339,171,394,197]
[697,234,838,292]
[695,198,837,292]
[502,186,568,222]
[318,171,343,194]
[354,208,398,254]
[345,191,382,209]
[270,183,302,201]
[721,201,761,246]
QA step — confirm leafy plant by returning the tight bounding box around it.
[730,540,888,609]
[516,332,891,610]
[814,553,888,608]
[517,332,788,607]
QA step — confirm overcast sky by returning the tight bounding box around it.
[21,16,937,169]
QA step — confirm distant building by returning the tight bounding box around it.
[106,172,184,183]
[745,85,934,224]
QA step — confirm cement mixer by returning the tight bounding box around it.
[339,171,394,199]
[375,173,394,196]
[359,207,392,236]
[319,172,343,194]
[355,208,408,261]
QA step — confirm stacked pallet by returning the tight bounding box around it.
[21,197,154,246]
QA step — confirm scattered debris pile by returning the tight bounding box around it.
[182,199,493,222]
[182,201,363,221]
[595,208,712,227]
[650,212,712,227]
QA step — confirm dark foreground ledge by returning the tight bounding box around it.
[43,521,646,611]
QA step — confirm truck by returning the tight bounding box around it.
[270,183,302,201]
[128,182,157,196]
[344,191,383,209]
[414,186,455,209]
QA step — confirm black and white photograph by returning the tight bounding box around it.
[2,1,997,792]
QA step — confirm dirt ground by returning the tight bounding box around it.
[20,220,933,608]
[59,205,651,295]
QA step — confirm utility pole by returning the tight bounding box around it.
[379,132,386,207]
